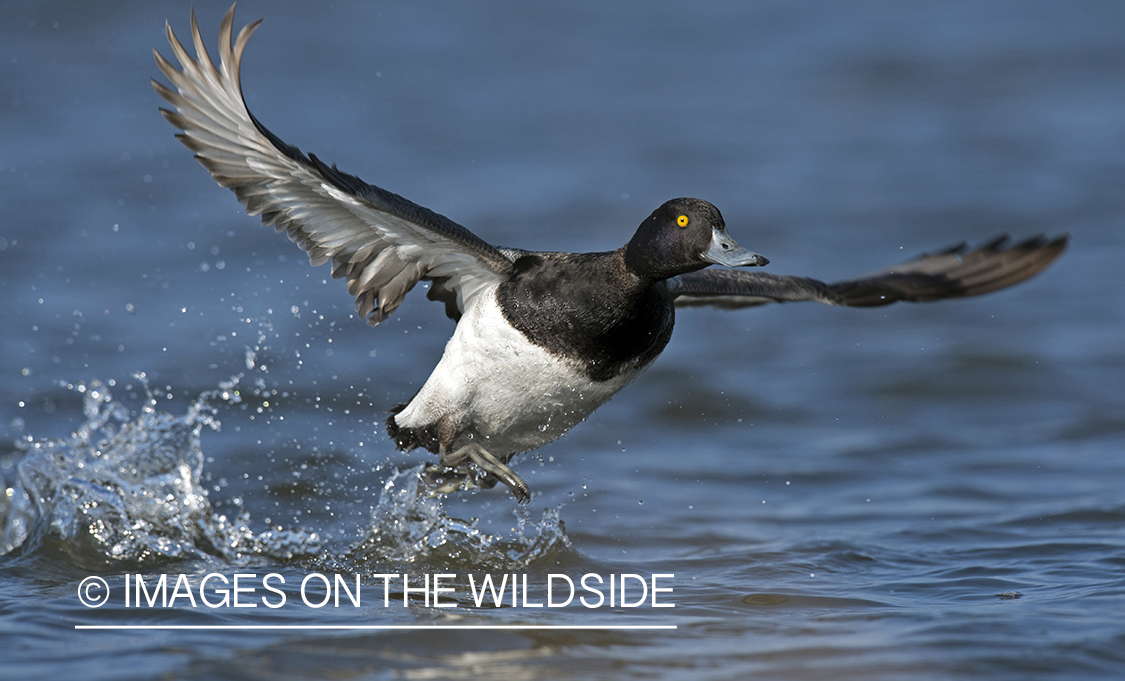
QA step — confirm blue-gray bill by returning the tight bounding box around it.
[703,228,769,268]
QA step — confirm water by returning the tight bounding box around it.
[2,1,1124,678]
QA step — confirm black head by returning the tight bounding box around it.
[623,198,768,281]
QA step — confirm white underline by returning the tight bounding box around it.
[75,624,676,631]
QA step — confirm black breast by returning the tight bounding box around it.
[497,251,675,382]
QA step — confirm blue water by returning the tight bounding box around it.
[2,1,1123,679]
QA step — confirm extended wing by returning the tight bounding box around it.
[668,234,1068,309]
[153,6,514,326]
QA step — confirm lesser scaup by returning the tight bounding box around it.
[154,7,1067,502]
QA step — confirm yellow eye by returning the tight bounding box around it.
[676,214,689,227]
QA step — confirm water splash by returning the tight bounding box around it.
[347,465,571,570]
[0,381,570,572]
[2,326,571,572]
[0,375,321,568]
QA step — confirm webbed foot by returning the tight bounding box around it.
[423,444,531,503]
[466,445,530,504]
[420,463,474,496]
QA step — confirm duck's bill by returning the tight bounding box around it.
[703,229,769,267]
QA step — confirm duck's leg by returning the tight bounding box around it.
[466,444,531,503]
[419,444,473,495]
[420,443,530,503]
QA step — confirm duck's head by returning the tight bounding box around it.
[624,198,768,281]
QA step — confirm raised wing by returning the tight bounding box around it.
[668,234,1068,309]
[153,6,514,326]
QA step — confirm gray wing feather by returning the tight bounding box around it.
[153,6,513,326]
[669,234,1068,309]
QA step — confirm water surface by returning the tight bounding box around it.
[2,1,1123,679]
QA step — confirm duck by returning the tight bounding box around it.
[153,7,1068,503]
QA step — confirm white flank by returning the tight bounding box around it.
[394,289,642,455]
